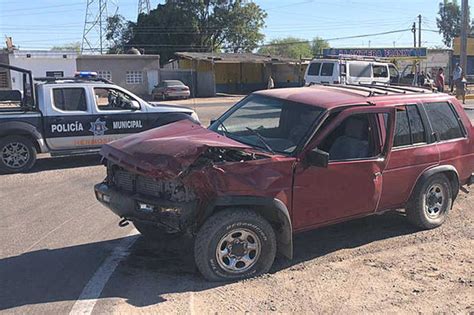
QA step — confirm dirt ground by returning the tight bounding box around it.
[95,190,474,314]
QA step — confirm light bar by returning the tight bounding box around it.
[74,71,98,78]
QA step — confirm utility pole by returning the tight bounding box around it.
[418,14,422,48]
[82,0,116,54]
[138,0,151,16]
[460,0,469,73]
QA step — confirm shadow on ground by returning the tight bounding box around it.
[30,154,102,173]
[0,211,418,310]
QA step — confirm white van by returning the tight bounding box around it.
[304,58,397,85]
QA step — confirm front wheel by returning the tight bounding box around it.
[406,174,453,229]
[194,208,276,282]
[0,135,37,173]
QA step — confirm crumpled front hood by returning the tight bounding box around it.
[100,119,254,178]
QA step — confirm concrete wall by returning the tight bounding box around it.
[6,50,77,91]
[77,55,160,97]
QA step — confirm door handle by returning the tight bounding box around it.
[52,117,63,123]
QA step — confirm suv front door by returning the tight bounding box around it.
[292,106,395,231]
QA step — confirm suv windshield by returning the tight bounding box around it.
[209,94,324,154]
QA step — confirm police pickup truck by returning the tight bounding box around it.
[0,64,198,173]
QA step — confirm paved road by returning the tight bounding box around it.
[1,100,473,314]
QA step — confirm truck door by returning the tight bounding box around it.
[43,86,97,150]
[90,87,148,146]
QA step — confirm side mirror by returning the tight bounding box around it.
[210,118,217,126]
[129,100,140,110]
[305,148,329,168]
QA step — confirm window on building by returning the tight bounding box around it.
[320,63,335,76]
[0,71,8,88]
[126,71,143,84]
[393,105,426,147]
[53,88,87,111]
[424,102,464,141]
[46,71,64,78]
[307,62,321,76]
[97,70,112,81]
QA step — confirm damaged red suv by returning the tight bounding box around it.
[95,85,474,281]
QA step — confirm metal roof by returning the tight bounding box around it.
[175,52,299,64]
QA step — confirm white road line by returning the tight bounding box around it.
[69,230,139,315]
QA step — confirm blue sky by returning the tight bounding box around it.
[0,0,459,51]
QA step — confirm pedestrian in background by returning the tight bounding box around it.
[436,68,445,93]
[457,76,468,104]
[453,63,462,86]
[267,75,274,89]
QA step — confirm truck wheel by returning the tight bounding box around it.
[133,221,181,241]
[194,208,276,282]
[0,136,37,173]
[406,174,453,229]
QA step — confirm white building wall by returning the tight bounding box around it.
[8,50,77,90]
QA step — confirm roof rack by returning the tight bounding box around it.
[315,83,436,97]
[364,82,436,93]
[320,83,387,97]
[34,77,112,84]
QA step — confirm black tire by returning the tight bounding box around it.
[133,221,181,241]
[406,174,453,229]
[194,208,276,282]
[0,135,37,173]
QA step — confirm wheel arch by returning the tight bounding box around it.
[202,196,293,259]
[410,165,460,204]
[0,122,45,153]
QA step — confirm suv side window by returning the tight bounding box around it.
[424,102,464,141]
[308,62,321,76]
[373,65,388,78]
[52,88,87,112]
[393,105,426,147]
[320,113,380,161]
[320,63,334,76]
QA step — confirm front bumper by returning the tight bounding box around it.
[94,182,198,232]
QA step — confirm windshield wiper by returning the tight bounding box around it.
[245,127,275,154]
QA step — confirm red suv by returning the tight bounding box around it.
[95,85,474,281]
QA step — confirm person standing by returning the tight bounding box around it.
[436,68,445,92]
[453,63,463,95]
[267,75,274,89]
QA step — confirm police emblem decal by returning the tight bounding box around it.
[89,118,108,136]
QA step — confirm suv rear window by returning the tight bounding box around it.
[424,102,464,141]
[308,62,321,76]
[393,105,426,147]
[320,63,334,76]
[53,88,87,111]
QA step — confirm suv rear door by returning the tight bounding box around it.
[292,106,395,231]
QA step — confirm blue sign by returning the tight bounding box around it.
[323,48,427,58]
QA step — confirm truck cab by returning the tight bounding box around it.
[0,64,198,173]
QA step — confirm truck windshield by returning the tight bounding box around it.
[209,94,324,154]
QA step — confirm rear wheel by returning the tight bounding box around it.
[0,135,37,173]
[194,208,276,282]
[406,174,453,229]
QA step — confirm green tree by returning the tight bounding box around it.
[115,0,266,63]
[311,37,329,56]
[51,42,81,52]
[436,0,468,47]
[106,14,135,54]
[258,37,312,59]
